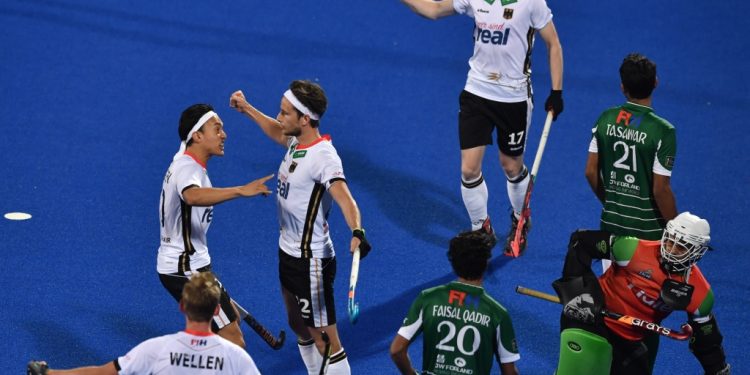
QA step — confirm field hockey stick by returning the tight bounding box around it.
[348,247,361,324]
[231,299,286,349]
[319,331,331,375]
[515,286,693,340]
[507,111,554,257]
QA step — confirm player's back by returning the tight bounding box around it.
[117,331,260,374]
[417,282,517,375]
[593,102,676,239]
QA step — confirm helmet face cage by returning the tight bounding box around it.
[660,222,710,273]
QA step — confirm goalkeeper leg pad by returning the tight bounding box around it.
[555,328,612,375]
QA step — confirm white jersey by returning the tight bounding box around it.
[453,0,553,102]
[276,135,345,259]
[157,153,213,274]
[116,330,261,375]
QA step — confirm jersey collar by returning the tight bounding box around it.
[450,280,485,293]
[624,101,654,113]
[296,134,331,150]
[184,151,207,169]
[184,329,214,337]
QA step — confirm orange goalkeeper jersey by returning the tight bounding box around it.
[599,237,714,340]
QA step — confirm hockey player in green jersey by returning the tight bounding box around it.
[390,231,520,375]
[585,53,678,244]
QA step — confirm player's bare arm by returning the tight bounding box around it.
[653,173,677,220]
[538,21,563,91]
[389,335,416,375]
[47,361,118,375]
[182,174,273,206]
[229,90,288,146]
[400,0,456,20]
[500,362,520,375]
[329,180,363,253]
[585,152,605,203]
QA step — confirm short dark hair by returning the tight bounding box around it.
[619,53,657,99]
[179,103,215,144]
[181,272,221,322]
[289,80,327,128]
[447,231,493,280]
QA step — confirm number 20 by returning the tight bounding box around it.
[435,321,481,355]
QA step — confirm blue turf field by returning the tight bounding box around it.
[2,1,749,373]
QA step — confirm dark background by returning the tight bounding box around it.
[2,0,748,373]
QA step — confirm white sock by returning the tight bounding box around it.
[461,173,489,230]
[506,166,529,216]
[298,338,322,375]
[325,349,350,375]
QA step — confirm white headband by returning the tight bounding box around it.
[173,110,217,160]
[283,89,320,120]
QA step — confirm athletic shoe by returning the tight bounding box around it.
[504,212,531,256]
[27,361,48,375]
[471,216,498,249]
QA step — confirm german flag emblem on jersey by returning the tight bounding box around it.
[503,8,514,19]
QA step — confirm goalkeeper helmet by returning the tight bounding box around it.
[660,212,711,273]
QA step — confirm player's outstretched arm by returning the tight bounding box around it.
[400,0,456,20]
[390,335,418,375]
[182,174,273,206]
[32,361,118,375]
[329,180,371,258]
[229,90,288,147]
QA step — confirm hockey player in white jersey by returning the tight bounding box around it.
[230,80,372,375]
[400,0,563,255]
[157,104,273,349]
[28,272,262,375]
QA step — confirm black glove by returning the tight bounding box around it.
[544,89,563,121]
[27,361,49,375]
[352,228,371,259]
[552,275,603,325]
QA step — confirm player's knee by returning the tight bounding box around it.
[503,163,526,182]
[461,166,482,181]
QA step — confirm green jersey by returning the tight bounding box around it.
[397,281,520,375]
[589,102,677,240]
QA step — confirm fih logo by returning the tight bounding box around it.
[191,339,207,346]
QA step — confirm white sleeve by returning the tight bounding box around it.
[588,135,598,153]
[652,156,672,177]
[530,0,553,29]
[312,148,346,189]
[116,338,161,375]
[174,164,204,200]
[652,140,672,177]
[495,325,521,364]
[397,310,424,341]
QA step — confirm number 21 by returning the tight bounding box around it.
[613,141,637,172]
